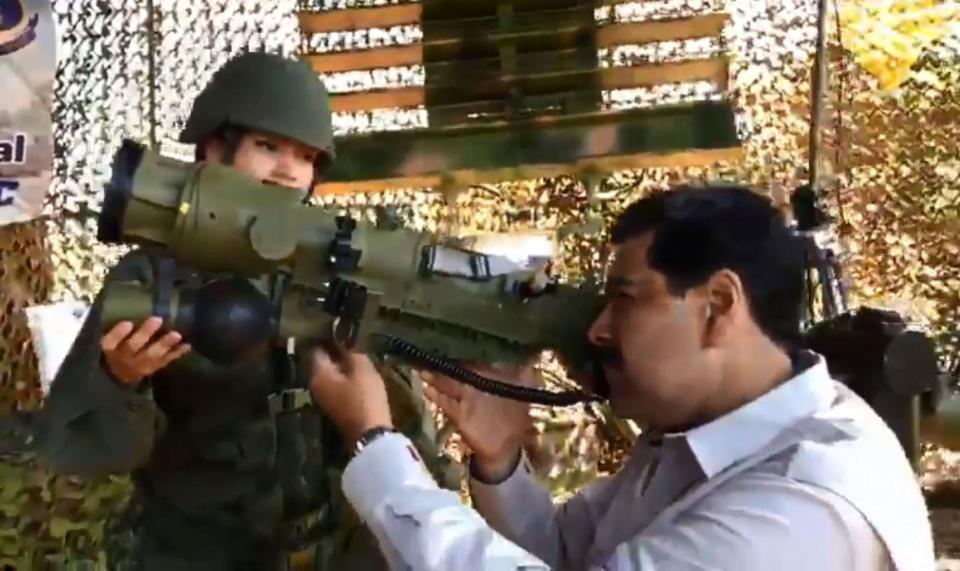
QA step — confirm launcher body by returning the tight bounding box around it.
[98,141,604,404]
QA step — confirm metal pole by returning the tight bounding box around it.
[808,0,830,188]
[146,0,158,150]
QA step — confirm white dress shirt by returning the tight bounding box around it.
[342,354,935,571]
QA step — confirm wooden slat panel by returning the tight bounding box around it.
[421,0,593,20]
[425,90,601,126]
[298,0,720,35]
[422,5,595,41]
[600,58,728,90]
[426,46,598,83]
[297,4,421,33]
[301,5,738,195]
[597,13,729,47]
[299,0,596,33]
[330,87,424,113]
[303,13,729,73]
[328,57,727,113]
[321,101,740,186]
[315,147,743,195]
[421,9,728,50]
[426,99,507,125]
[308,43,600,84]
[422,57,727,106]
[306,44,422,73]
[423,18,598,62]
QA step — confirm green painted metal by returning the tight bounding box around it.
[324,101,740,184]
[99,142,604,379]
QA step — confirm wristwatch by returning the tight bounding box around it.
[353,425,398,455]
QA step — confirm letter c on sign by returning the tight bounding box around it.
[0,180,19,206]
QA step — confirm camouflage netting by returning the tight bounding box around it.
[833,21,960,370]
[2,1,302,567]
[0,0,957,566]
[0,220,51,416]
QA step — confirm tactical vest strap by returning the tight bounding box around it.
[279,506,328,569]
[198,418,276,471]
[150,256,177,323]
[284,547,315,571]
[285,508,325,542]
[269,388,314,416]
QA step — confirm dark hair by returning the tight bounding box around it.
[194,125,247,163]
[611,184,806,347]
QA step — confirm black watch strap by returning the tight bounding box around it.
[353,426,398,456]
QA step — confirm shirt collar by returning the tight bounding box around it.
[673,352,838,478]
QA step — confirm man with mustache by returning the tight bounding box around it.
[307,185,935,570]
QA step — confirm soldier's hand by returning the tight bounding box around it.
[421,363,539,482]
[308,346,394,447]
[101,317,191,386]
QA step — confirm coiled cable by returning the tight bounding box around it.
[379,335,599,406]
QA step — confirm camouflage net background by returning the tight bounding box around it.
[0,0,957,566]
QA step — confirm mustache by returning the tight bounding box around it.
[593,345,623,368]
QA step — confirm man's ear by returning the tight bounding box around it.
[702,269,744,346]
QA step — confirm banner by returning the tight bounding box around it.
[0,0,55,227]
[24,300,89,393]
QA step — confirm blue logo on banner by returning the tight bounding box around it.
[0,179,19,206]
[0,0,39,56]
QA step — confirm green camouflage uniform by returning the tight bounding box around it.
[37,250,458,570]
[35,52,458,570]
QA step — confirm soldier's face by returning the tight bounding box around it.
[207,131,320,191]
[587,233,723,430]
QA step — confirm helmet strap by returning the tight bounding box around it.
[304,151,333,205]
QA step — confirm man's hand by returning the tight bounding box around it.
[308,347,394,447]
[101,317,191,386]
[421,363,540,482]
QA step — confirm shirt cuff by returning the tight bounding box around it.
[468,449,523,485]
[468,450,540,522]
[342,432,439,523]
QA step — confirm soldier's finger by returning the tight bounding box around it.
[346,352,378,377]
[311,348,347,386]
[448,361,534,395]
[101,321,135,352]
[162,343,192,366]
[323,340,350,363]
[514,364,544,388]
[468,361,536,386]
[151,343,190,372]
[424,384,462,422]
[420,370,467,401]
[122,317,164,354]
[141,331,183,362]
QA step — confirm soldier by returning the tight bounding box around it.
[36,51,456,570]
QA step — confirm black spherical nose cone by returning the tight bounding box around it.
[191,278,275,365]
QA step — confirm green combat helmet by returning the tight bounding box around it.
[180,51,336,167]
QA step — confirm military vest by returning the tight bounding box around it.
[102,251,458,569]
